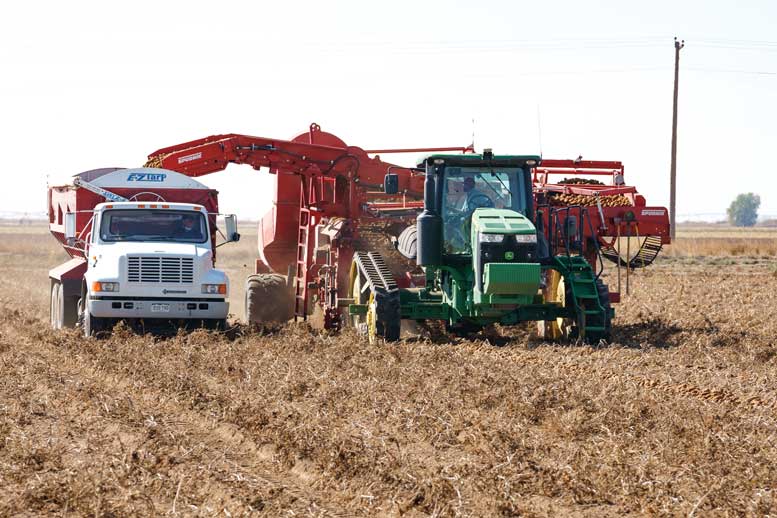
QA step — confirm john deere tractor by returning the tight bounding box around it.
[348,151,612,343]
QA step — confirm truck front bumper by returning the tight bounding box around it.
[89,297,228,320]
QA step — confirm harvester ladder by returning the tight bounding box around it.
[293,206,312,321]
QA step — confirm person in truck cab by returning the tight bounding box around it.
[174,214,203,240]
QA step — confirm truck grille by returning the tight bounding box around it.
[127,256,194,284]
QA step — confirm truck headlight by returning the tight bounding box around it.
[92,281,120,292]
[201,284,227,295]
[515,234,537,243]
[479,233,504,243]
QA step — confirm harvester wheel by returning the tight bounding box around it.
[537,269,576,341]
[245,274,294,325]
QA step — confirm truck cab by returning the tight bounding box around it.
[80,201,231,335]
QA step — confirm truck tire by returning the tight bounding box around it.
[81,298,108,338]
[58,284,79,328]
[50,283,61,329]
[245,274,294,325]
[51,281,79,330]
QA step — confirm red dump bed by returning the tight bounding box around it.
[48,167,220,260]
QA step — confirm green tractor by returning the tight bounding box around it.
[348,151,613,343]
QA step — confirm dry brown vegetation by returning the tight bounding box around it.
[1,224,776,516]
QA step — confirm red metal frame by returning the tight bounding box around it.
[532,159,671,275]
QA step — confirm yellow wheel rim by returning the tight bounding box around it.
[538,270,573,340]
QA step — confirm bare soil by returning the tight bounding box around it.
[1,225,776,516]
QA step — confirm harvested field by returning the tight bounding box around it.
[1,224,776,516]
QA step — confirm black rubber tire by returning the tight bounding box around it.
[396,225,418,261]
[245,274,294,325]
[374,289,401,342]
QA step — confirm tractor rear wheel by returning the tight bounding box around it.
[245,274,294,325]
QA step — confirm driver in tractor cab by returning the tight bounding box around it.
[461,176,491,212]
[444,175,495,254]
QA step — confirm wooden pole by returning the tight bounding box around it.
[670,37,684,240]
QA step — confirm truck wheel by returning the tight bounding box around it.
[58,284,79,328]
[50,282,61,329]
[245,274,293,325]
[82,304,107,338]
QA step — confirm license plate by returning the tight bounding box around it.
[150,303,170,313]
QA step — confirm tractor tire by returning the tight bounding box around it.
[245,274,294,325]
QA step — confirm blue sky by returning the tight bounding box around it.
[1,0,775,220]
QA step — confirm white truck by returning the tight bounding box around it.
[48,167,239,336]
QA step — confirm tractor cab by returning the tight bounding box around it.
[412,152,545,315]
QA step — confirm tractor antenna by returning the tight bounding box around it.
[471,117,476,152]
[536,104,543,157]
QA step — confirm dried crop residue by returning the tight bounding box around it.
[1,226,777,516]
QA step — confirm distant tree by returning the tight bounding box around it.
[727,193,761,227]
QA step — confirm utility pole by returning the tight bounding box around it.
[670,37,684,240]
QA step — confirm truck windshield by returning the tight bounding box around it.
[100,210,208,243]
[441,167,525,255]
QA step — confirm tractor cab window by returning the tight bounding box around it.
[100,210,208,243]
[441,167,525,254]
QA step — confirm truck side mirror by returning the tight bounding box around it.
[64,212,76,245]
[224,214,240,243]
[384,173,399,195]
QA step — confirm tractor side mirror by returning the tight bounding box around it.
[384,173,399,195]
[224,214,240,243]
[64,212,76,245]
